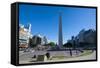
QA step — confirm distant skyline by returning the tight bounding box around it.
[19,4,96,44]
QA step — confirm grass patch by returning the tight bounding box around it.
[79,50,93,57]
[50,50,93,60]
[52,56,66,59]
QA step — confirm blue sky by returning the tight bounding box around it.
[19,4,96,44]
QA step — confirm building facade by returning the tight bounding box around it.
[19,24,32,49]
[32,34,48,45]
[67,29,96,49]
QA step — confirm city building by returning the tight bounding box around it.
[76,29,96,44]
[19,23,32,49]
[67,29,96,49]
[32,34,48,45]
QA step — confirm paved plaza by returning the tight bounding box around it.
[19,50,96,64]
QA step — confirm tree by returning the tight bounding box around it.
[47,42,55,47]
[63,42,73,48]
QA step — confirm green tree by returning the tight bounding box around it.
[48,42,55,47]
[63,42,73,48]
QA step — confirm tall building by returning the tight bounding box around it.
[67,29,96,49]
[58,13,63,48]
[32,34,48,45]
[19,23,32,48]
[24,23,31,33]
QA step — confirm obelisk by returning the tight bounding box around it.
[58,13,63,48]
